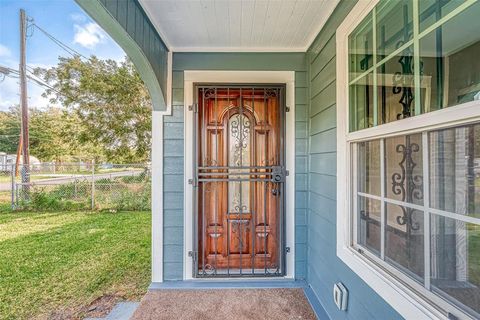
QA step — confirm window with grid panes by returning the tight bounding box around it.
[347,0,480,317]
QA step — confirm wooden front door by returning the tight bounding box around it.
[194,85,286,277]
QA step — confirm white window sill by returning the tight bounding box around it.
[336,243,446,319]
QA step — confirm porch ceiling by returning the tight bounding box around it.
[139,0,340,52]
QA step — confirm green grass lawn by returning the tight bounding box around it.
[0,211,150,320]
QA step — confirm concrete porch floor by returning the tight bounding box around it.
[130,288,316,320]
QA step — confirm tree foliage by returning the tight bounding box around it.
[0,106,101,162]
[34,56,152,163]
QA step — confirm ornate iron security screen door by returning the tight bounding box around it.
[193,85,286,277]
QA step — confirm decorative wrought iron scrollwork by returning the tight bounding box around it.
[203,157,218,167]
[233,204,248,213]
[391,4,423,121]
[264,88,278,98]
[203,264,216,275]
[230,114,250,167]
[391,137,423,231]
[392,44,415,120]
[203,88,216,99]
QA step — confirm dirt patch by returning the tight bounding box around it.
[80,294,121,319]
[131,288,316,320]
[41,294,122,320]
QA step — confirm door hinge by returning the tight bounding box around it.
[286,246,291,253]
[188,178,197,186]
[188,103,198,112]
[286,106,290,112]
[188,251,197,260]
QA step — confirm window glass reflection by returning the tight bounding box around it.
[419,2,480,112]
[358,196,381,256]
[349,12,374,81]
[376,0,413,60]
[431,215,480,315]
[429,123,480,218]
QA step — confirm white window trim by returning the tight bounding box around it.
[336,1,480,319]
[183,70,296,280]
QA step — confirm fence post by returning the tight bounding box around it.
[11,164,15,210]
[91,160,95,210]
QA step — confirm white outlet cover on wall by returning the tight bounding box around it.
[333,282,349,311]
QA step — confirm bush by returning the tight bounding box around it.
[14,176,151,212]
[21,190,90,211]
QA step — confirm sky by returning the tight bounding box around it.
[0,0,126,111]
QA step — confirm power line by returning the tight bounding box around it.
[29,22,135,86]
[25,69,59,93]
[32,23,88,60]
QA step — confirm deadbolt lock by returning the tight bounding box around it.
[271,166,287,183]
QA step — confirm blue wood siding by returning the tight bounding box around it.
[306,1,402,319]
[98,0,168,102]
[162,52,308,280]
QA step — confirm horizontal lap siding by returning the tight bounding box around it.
[164,52,308,280]
[307,1,402,319]
[163,70,185,280]
[295,69,308,279]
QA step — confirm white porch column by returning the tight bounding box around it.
[151,110,164,283]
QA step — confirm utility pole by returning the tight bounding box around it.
[19,9,30,184]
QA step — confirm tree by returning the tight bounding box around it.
[34,56,152,163]
[0,107,19,154]
[0,106,102,162]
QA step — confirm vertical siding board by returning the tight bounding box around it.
[306,1,402,319]
[103,0,169,101]
[134,7,143,46]
[116,0,127,29]
[105,0,117,18]
[126,0,136,36]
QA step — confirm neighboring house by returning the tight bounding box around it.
[0,153,41,171]
[77,0,480,319]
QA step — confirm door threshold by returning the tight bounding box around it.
[149,279,306,290]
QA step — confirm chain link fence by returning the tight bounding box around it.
[0,162,151,212]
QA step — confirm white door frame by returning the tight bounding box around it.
[183,70,296,280]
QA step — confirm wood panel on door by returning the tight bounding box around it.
[196,86,284,276]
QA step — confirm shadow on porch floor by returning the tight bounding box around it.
[130,288,316,320]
